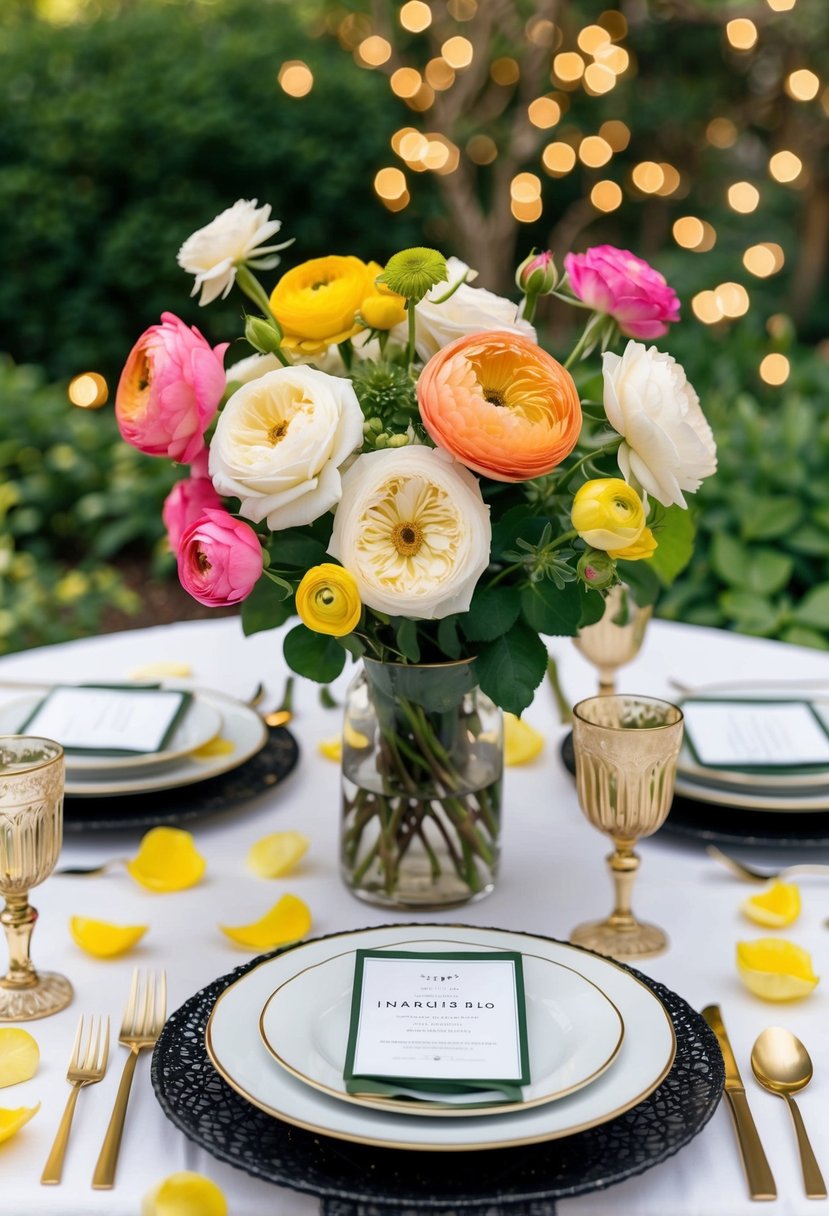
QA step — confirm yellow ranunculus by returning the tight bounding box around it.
[572,478,647,551]
[270,255,377,354]
[609,525,658,561]
[360,284,407,331]
[296,563,361,636]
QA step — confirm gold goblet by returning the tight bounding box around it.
[573,583,652,696]
[0,737,72,1021]
[570,695,683,960]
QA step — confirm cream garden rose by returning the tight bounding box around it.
[209,366,364,530]
[177,199,289,306]
[396,257,536,361]
[328,446,491,619]
[602,341,717,508]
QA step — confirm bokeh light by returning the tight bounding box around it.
[632,161,664,193]
[691,291,723,324]
[542,142,577,175]
[706,117,738,148]
[68,372,108,409]
[600,120,630,151]
[390,68,422,98]
[769,150,803,183]
[759,353,790,385]
[357,36,391,68]
[490,57,520,86]
[441,36,473,70]
[673,217,716,252]
[766,0,796,10]
[590,180,623,212]
[278,61,314,97]
[728,182,760,213]
[466,134,497,164]
[510,172,542,203]
[577,25,611,54]
[743,243,785,277]
[579,136,613,167]
[584,63,616,94]
[374,167,407,201]
[425,58,455,91]
[511,197,544,223]
[785,69,820,101]
[715,281,750,318]
[553,53,585,84]
[528,97,561,129]
[725,19,758,50]
[399,1,432,33]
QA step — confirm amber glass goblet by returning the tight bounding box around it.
[570,695,683,960]
[0,737,72,1021]
[573,583,653,696]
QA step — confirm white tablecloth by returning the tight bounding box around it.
[2,617,829,1216]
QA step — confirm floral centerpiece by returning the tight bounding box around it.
[116,199,716,908]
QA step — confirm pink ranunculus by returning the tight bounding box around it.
[564,245,680,340]
[116,312,228,464]
[162,473,223,553]
[177,509,263,607]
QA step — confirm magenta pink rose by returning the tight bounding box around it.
[564,245,680,340]
[177,509,263,607]
[116,312,228,464]
[162,473,223,552]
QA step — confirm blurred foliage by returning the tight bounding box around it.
[0,356,180,654]
[658,340,829,648]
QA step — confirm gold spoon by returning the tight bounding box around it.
[751,1027,827,1199]
[262,676,294,728]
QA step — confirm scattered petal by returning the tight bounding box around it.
[736,939,819,1001]
[220,894,311,950]
[742,881,801,928]
[190,736,235,761]
[318,735,342,763]
[127,662,193,681]
[246,832,310,879]
[141,1170,227,1216]
[126,827,206,892]
[0,1104,39,1145]
[0,1030,39,1088]
[504,713,545,766]
[69,917,148,958]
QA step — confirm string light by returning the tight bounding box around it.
[715,281,750,318]
[759,353,790,385]
[399,1,432,33]
[357,36,391,68]
[743,243,785,277]
[466,134,497,164]
[490,57,520,86]
[598,10,627,40]
[766,0,796,10]
[528,97,561,129]
[511,197,544,223]
[278,61,314,97]
[656,163,681,196]
[786,69,820,101]
[408,82,435,111]
[578,25,611,54]
[390,68,422,98]
[728,182,760,213]
[769,150,802,182]
[392,127,418,154]
[447,0,477,19]
[584,64,616,94]
[691,291,723,324]
[399,131,429,160]
[383,190,411,214]
[510,172,542,204]
[526,17,558,47]
[579,135,613,167]
[553,53,585,84]
[706,117,738,148]
[374,167,407,201]
[68,372,108,409]
[590,180,622,211]
[600,120,630,151]
[441,36,473,70]
[593,45,629,75]
[542,142,577,175]
[632,161,664,193]
[425,58,455,90]
[725,19,758,50]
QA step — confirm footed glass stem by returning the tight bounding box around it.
[569,843,668,959]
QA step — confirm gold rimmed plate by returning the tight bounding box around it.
[258,941,624,1118]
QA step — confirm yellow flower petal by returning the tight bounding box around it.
[141,1171,228,1216]
[503,713,545,766]
[190,736,235,761]
[220,894,312,950]
[742,881,801,928]
[126,827,206,892]
[0,1030,39,1089]
[69,917,148,959]
[246,832,310,879]
[318,735,342,763]
[127,662,193,681]
[0,1103,39,1145]
[736,938,819,1001]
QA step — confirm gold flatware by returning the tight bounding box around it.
[670,677,829,695]
[92,969,166,1189]
[751,1027,827,1200]
[263,675,294,728]
[707,846,829,884]
[56,858,127,878]
[41,1015,110,1185]
[701,1005,777,1201]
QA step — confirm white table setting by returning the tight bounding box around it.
[1,615,829,1216]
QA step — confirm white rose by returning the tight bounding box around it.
[177,199,290,306]
[391,257,536,360]
[602,341,717,508]
[225,352,286,386]
[209,367,364,530]
[328,446,491,619]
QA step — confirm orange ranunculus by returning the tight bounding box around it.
[416,330,582,482]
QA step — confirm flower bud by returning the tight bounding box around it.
[515,249,558,296]
[244,314,284,355]
[577,550,616,591]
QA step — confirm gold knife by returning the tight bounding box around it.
[702,1005,777,1201]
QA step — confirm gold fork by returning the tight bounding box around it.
[707,845,829,884]
[92,969,167,1190]
[41,1015,110,1185]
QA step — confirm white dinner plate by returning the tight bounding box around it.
[259,948,624,1117]
[674,773,829,813]
[0,691,223,775]
[60,687,267,797]
[207,925,676,1152]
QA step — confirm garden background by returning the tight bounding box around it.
[1,0,828,655]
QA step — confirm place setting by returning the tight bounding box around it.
[0,679,298,832]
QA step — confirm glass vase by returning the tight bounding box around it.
[340,659,503,909]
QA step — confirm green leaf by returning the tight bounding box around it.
[578,585,609,628]
[520,579,582,636]
[648,505,695,585]
[283,624,346,683]
[736,496,802,541]
[437,616,462,660]
[475,625,548,716]
[241,576,295,637]
[712,533,793,595]
[393,617,421,663]
[788,526,829,556]
[460,586,521,642]
[339,633,366,660]
[615,560,662,607]
[491,508,549,560]
[718,590,783,636]
[780,626,829,651]
[793,584,829,630]
[268,530,328,571]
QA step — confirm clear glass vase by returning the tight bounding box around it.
[340,659,503,909]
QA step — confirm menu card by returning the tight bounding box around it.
[683,699,829,769]
[344,950,530,1105]
[18,686,192,755]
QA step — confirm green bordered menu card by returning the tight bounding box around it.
[343,950,530,1107]
[18,685,193,756]
[682,698,829,772]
